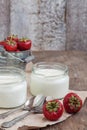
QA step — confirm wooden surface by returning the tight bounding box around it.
[28,50,87,130]
[1,50,85,130]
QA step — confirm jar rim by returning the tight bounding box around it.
[32,62,68,77]
[0,66,26,87]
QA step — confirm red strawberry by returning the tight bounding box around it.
[18,38,32,51]
[43,99,63,121]
[63,92,82,114]
[0,41,6,48]
[7,34,19,42]
[5,40,17,52]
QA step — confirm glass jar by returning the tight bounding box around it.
[0,67,27,108]
[30,62,69,99]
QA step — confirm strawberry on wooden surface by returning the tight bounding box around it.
[63,92,82,114]
[43,99,63,121]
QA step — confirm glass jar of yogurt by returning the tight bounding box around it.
[30,62,69,99]
[0,66,27,108]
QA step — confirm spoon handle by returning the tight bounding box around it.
[0,107,21,119]
[1,111,31,128]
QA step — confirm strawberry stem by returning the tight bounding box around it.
[7,40,16,45]
[69,95,80,109]
[46,101,59,112]
[20,37,29,42]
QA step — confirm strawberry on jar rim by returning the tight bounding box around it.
[63,92,82,114]
[5,40,17,52]
[18,38,32,51]
[43,99,63,121]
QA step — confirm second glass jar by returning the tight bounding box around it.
[30,62,69,99]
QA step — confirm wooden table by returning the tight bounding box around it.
[28,50,87,130]
[0,50,87,130]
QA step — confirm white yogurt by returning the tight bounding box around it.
[0,67,27,108]
[30,63,69,99]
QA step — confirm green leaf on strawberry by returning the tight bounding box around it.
[7,34,19,42]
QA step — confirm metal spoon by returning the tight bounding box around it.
[1,94,45,128]
[0,96,35,119]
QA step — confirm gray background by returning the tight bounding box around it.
[0,0,87,51]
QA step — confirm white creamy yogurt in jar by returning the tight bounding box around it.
[0,67,27,108]
[30,62,69,99]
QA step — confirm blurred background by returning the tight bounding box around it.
[0,0,87,51]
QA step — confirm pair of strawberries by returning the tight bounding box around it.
[43,92,82,121]
[0,34,32,52]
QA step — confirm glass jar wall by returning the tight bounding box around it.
[30,62,69,99]
[0,67,27,108]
